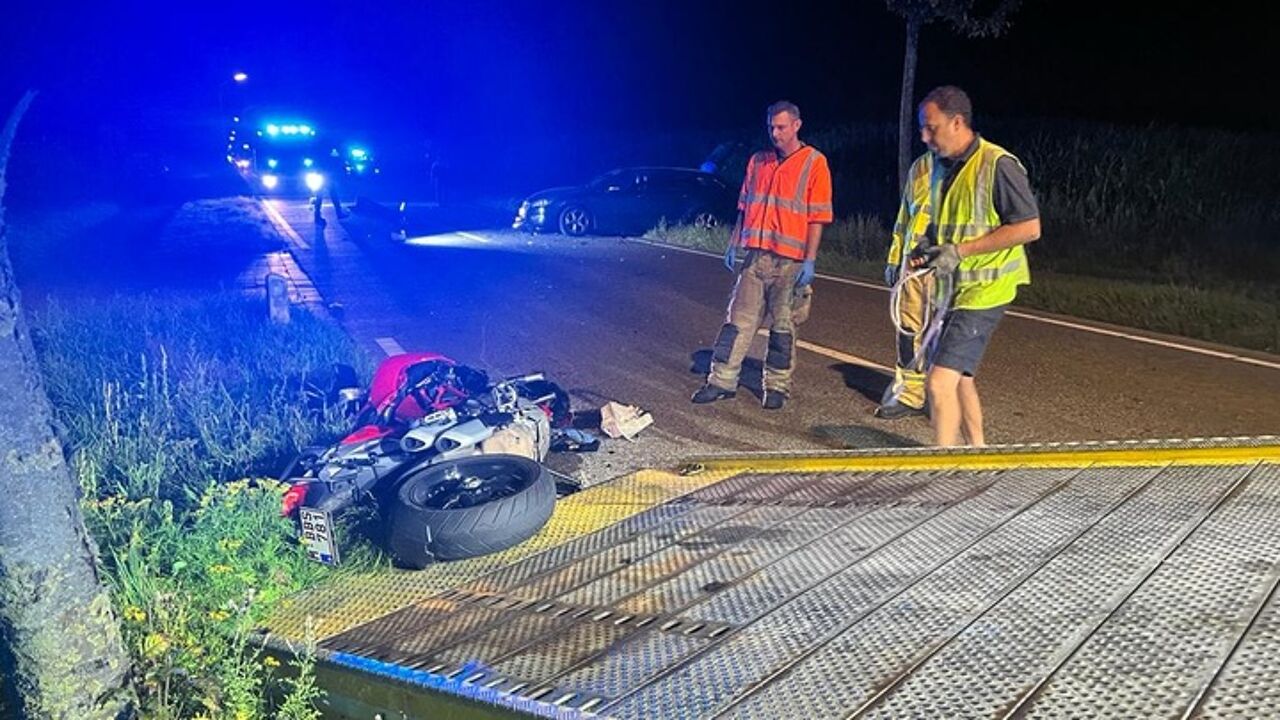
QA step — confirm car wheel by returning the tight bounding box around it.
[690,210,720,230]
[558,205,592,237]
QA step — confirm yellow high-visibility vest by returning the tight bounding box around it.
[888,138,1031,309]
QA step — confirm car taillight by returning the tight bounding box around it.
[281,482,311,517]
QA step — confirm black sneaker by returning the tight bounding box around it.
[691,384,736,404]
[874,402,925,420]
[762,391,786,410]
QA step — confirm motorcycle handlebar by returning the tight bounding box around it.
[497,372,545,385]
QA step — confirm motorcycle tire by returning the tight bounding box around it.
[387,454,555,568]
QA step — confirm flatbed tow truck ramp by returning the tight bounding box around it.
[261,437,1280,719]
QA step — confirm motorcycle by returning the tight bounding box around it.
[280,352,569,569]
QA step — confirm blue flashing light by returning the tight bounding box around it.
[299,124,312,135]
[354,163,366,173]
[266,158,278,169]
[350,147,367,160]
[242,143,250,150]
[282,125,299,135]
[302,158,314,168]
[262,174,279,189]
[266,124,280,136]
[233,72,248,83]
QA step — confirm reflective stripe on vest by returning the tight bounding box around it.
[740,147,821,260]
[887,157,933,266]
[917,139,1032,309]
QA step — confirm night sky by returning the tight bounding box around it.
[0,0,1273,194]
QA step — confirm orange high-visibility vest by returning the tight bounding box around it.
[737,145,833,260]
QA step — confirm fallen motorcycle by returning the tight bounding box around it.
[280,352,569,569]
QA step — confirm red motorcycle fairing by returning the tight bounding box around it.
[339,352,454,445]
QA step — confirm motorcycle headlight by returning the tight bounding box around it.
[262,174,279,189]
[304,172,325,192]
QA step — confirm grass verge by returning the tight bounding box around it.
[644,219,1280,353]
[29,292,381,719]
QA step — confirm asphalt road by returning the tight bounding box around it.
[264,199,1280,477]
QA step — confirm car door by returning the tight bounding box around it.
[590,169,646,234]
[640,171,696,231]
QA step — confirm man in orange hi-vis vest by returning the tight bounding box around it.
[692,100,833,411]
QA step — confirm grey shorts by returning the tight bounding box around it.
[931,305,1007,376]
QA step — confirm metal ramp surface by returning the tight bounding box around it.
[264,438,1280,719]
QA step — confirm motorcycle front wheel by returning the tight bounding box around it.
[387,454,555,568]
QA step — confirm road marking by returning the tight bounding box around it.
[1002,310,1280,370]
[260,199,310,250]
[625,237,1280,371]
[375,337,406,356]
[754,329,893,373]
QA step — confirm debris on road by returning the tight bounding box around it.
[599,401,654,440]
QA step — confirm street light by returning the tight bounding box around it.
[220,71,250,119]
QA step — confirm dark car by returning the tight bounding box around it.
[513,167,736,237]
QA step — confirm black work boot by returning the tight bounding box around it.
[691,384,736,404]
[874,401,926,420]
[762,391,787,410]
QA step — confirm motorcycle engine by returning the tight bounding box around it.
[480,398,551,461]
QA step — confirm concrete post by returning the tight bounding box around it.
[267,272,290,324]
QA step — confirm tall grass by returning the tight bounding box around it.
[30,293,379,719]
[659,118,1279,351]
[700,118,1279,292]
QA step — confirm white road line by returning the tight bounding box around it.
[375,337,406,356]
[455,231,491,244]
[260,199,310,250]
[1002,310,1280,370]
[625,237,1280,370]
[754,329,893,373]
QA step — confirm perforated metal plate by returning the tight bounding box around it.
[267,442,1280,720]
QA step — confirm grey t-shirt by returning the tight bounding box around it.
[938,137,1040,224]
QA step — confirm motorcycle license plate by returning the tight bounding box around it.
[299,507,341,566]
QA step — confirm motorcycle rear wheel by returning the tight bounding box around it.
[387,454,555,568]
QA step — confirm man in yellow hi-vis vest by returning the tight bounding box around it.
[899,86,1041,446]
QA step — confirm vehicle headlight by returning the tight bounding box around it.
[304,172,325,192]
[235,159,251,169]
[261,174,279,189]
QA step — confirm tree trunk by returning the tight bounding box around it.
[0,91,135,719]
[897,16,921,191]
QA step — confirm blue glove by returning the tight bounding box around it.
[796,260,816,287]
[723,242,738,272]
[884,264,899,287]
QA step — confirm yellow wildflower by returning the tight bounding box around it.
[142,633,170,658]
[122,606,146,623]
[208,564,233,575]
[263,655,281,668]
[208,610,230,622]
